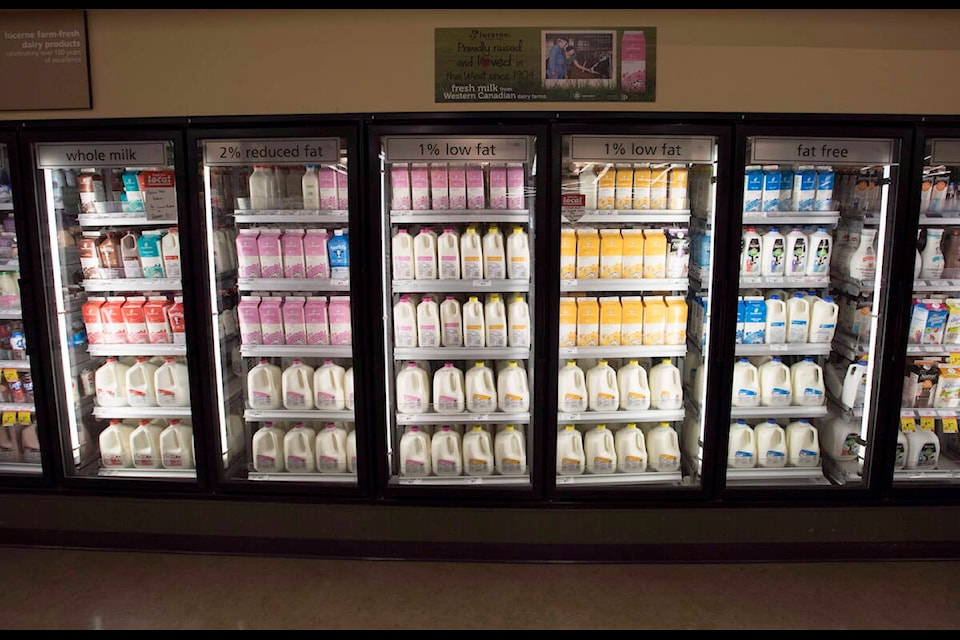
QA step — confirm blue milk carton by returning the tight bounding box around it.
[814,166,835,212]
[736,296,746,344]
[327,229,350,281]
[793,165,817,212]
[761,166,781,213]
[743,295,767,344]
[743,165,763,213]
[779,167,794,211]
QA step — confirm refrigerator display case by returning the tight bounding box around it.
[189,125,366,491]
[370,123,547,493]
[551,127,728,491]
[24,127,205,486]
[722,126,910,491]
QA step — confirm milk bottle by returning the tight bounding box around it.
[413,228,437,280]
[806,227,833,276]
[840,359,869,409]
[507,294,530,348]
[154,357,190,407]
[786,419,821,467]
[494,424,526,475]
[484,293,507,347]
[416,295,441,348]
[125,356,158,407]
[731,358,760,407]
[460,225,484,279]
[808,296,839,343]
[759,357,792,407]
[507,226,530,280]
[462,425,494,476]
[313,360,346,410]
[95,357,131,407]
[462,296,485,347]
[130,419,164,469]
[497,361,529,413]
[617,359,651,411]
[342,367,354,411]
[252,423,285,472]
[764,295,787,344]
[556,425,585,475]
[905,429,940,470]
[120,231,142,278]
[431,424,463,476]
[848,227,877,282]
[283,422,317,473]
[615,423,647,473]
[399,425,431,476]
[465,361,497,413]
[160,227,182,278]
[315,422,348,473]
[818,416,861,461]
[586,360,619,412]
[755,419,788,468]
[895,430,908,471]
[760,227,786,277]
[396,362,429,414]
[482,225,506,279]
[346,426,358,474]
[727,419,757,468]
[784,228,809,277]
[791,357,825,406]
[393,296,417,348]
[920,228,945,279]
[392,229,415,280]
[302,165,320,209]
[649,358,683,410]
[247,358,283,410]
[740,227,762,275]
[282,359,315,410]
[646,423,681,472]
[557,361,588,412]
[786,293,810,343]
[99,420,134,468]
[157,420,194,470]
[584,424,616,474]
[437,227,461,279]
[433,362,465,414]
[440,296,463,347]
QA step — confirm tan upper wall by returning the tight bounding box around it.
[4,8,960,121]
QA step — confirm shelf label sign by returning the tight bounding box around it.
[382,136,530,163]
[36,142,169,169]
[750,138,895,165]
[900,416,917,433]
[930,139,960,164]
[942,416,958,434]
[561,193,586,222]
[203,138,340,166]
[570,136,714,162]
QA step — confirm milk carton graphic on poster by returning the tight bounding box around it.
[620,30,647,92]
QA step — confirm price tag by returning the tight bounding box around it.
[741,276,761,284]
[2,369,17,383]
[559,348,576,356]
[472,280,492,288]
[17,411,31,425]
[900,416,917,432]
[766,276,785,285]
[931,280,951,288]
[465,476,483,484]
[769,343,789,351]
[949,352,960,365]
[942,416,958,434]
[919,415,936,432]
[330,279,349,287]
[561,279,577,288]
[1,411,14,426]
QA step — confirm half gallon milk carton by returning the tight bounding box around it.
[576,297,600,347]
[621,229,645,279]
[599,297,622,346]
[488,163,507,210]
[430,163,449,210]
[390,163,411,210]
[448,164,467,209]
[576,227,600,279]
[621,296,645,346]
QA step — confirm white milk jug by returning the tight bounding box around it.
[160,227,182,278]
[557,361,588,412]
[808,296,839,343]
[315,422,348,473]
[344,367,354,411]
[313,360,346,410]
[440,296,463,347]
[416,295,441,348]
[431,424,463,476]
[396,362,430,414]
[649,358,683,410]
[160,420,195,469]
[125,357,158,407]
[433,362,465,414]
[130,420,164,469]
[99,420,134,468]
[904,429,940,471]
[790,357,825,406]
[841,359,869,409]
[506,226,530,280]
[731,358,760,408]
[584,424,617,474]
[437,227,461,280]
[252,423,285,472]
[393,296,417,347]
[556,425,585,476]
[615,423,648,473]
[764,295,787,344]
[494,424,526,475]
[399,425,431,476]
[895,430,908,470]
[462,425,494,476]
[587,360,620,412]
[507,294,531,348]
[462,296,486,347]
[759,357,792,407]
[786,294,810,343]
[465,361,497,413]
[484,293,508,347]
[755,419,788,468]
[819,416,861,461]
[497,361,530,413]
[346,427,358,474]
[727,419,757,468]
[482,225,506,279]
[95,357,131,407]
[391,229,415,280]
[645,423,681,472]
[154,357,190,407]
[786,419,821,467]
[282,359,315,410]
[247,358,282,410]
[760,227,786,277]
[413,228,438,280]
[460,225,484,279]
[617,359,651,411]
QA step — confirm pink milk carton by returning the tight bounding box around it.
[304,296,330,345]
[258,296,284,346]
[235,228,261,278]
[507,163,525,210]
[337,171,349,210]
[82,297,106,345]
[237,296,263,345]
[257,228,284,279]
[281,228,306,279]
[466,164,485,210]
[489,163,507,210]
[100,297,128,345]
[318,167,339,210]
[390,163,411,210]
[448,164,466,209]
[304,228,331,279]
[282,296,307,345]
[410,163,430,210]
[430,163,449,210]
[144,296,173,344]
[328,296,352,346]
[121,296,148,345]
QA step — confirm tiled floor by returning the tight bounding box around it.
[0,546,958,629]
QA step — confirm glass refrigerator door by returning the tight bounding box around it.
[727,134,901,488]
[32,138,198,481]
[0,142,42,475]
[197,135,358,485]
[377,135,536,487]
[555,134,719,488]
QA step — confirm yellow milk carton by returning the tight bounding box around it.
[642,296,667,345]
[576,227,600,279]
[615,164,634,210]
[665,295,688,345]
[621,228,644,279]
[668,166,689,210]
[632,163,652,210]
[559,296,578,347]
[560,227,577,280]
[576,296,600,347]
[650,164,669,210]
[621,296,645,346]
[599,228,624,279]
[596,166,617,210]
[599,297,623,346]
[642,228,667,279]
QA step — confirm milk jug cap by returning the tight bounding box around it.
[737,419,748,425]
[564,424,576,431]
[164,357,175,363]
[324,359,334,365]
[109,419,121,426]
[769,227,779,232]
[471,425,484,432]
[598,359,608,366]
[445,295,456,301]
[440,425,453,432]
[629,359,639,365]
[444,227,455,232]
[772,357,782,363]
[443,362,455,368]
[138,419,150,426]
[738,357,749,363]
[334,229,345,236]
[475,361,485,367]
[824,296,834,303]
[293,359,303,365]
[409,426,420,432]
[397,228,408,234]
[793,293,804,299]
[505,425,516,432]
[468,296,479,303]
[661,358,671,364]
[770,294,780,300]
[306,164,318,170]
[596,424,608,430]
[136,356,148,363]
[507,361,518,368]
[491,293,500,301]
[566,360,576,367]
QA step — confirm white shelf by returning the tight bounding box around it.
[397,474,529,486]
[560,278,688,292]
[913,279,960,292]
[0,259,19,271]
[742,211,840,225]
[391,209,529,224]
[559,345,685,359]
[82,278,182,292]
[88,344,186,357]
[0,309,21,319]
[92,406,192,419]
[248,471,358,483]
[238,278,350,292]
[576,210,690,224]
[729,405,829,420]
[900,407,960,418]
[392,279,530,293]
[0,462,42,475]
[739,275,830,289]
[244,409,355,421]
[0,403,35,412]
[97,467,197,479]
[0,360,31,371]
[394,347,529,360]
[396,412,529,425]
[0,203,12,211]
[833,274,875,296]
[892,454,960,482]
[919,213,960,225]
[905,344,960,356]
[735,343,832,356]
[77,215,177,227]
[557,409,685,424]
[233,210,349,224]
[241,345,353,358]
[556,471,684,486]
[725,466,829,485]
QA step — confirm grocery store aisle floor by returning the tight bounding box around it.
[0,546,957,630]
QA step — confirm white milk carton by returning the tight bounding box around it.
[761,165,781,212]
[793,165,817,212]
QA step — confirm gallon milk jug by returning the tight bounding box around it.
[586,360,620,412]
[416,295,441,348]
[764,295,787,344]
[160,227,182,278]
[786,419,821,467]
[484,293,508,347]
[437,227,461,280]
[905,429,940,471]
[740,227,763,275]
[125,356,158,407]
[497,361,530,413]
[315,422,348,473]
[393,295,417,347]
[399,425,431,476]
[462,296,485,347]
[465,361,497,413]
[584,424,617,474]
[482,225,506,279]
[396,362,430,414]
[758,357,792,407]
[755,419,788,468]
[431,424,463,476]
[791,357,825,406]
[346,428,358,474]
[895,430,908,470]
[460,225,484,279]
[557,360,588,412]
[313,360,346,410]
[507,294,531,348]
[344,367,354,411]
[99,420,134,468]
[159,420,195,469]
[841,359,869,409]
[440,296,463,347]
[494,424,526,475]
[808,296,839,343]
[281,359,315,410]
[617,359,651,411]
[848,227,877,282]
[646,423,681,472]
[154,357,190,407]
[649,358,683,410]
[120,231,143,278]
[432,362,465,414]
[413,228,437,280]
[252,423,285,472]
[130,420,164,469]
[786,293,810,343]
[805,227,833,276]
[247,358,282,410]
[615,423,648,473]
[556,425,585,476]
[392,229,415,280]
[760,227,786,277]
[727,419,757,468]
[506,226,530,280]
[95,357,131,407]
[819,416,861,461]
[462,425,494,476]
[784,228,809,276]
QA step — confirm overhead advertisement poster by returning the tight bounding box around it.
[435,27,657,103]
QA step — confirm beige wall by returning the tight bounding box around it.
[3,8,960,121]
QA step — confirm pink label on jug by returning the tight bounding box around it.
[285,392,307,408]
[317,391,337,408]
[164,454,183,467]
[287,456,307,471]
